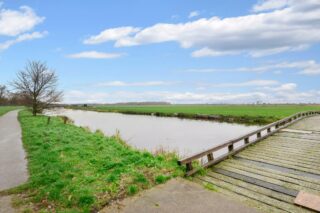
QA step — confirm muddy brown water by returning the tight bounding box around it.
[45,109,259,157]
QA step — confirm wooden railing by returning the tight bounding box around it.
[178,111,320,176]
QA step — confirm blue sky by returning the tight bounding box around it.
[1,0,320,103]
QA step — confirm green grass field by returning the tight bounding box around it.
[0,106,22,116]
[11,110,182,212]
[73,104,320,124]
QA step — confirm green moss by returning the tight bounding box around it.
[204,183,218,192]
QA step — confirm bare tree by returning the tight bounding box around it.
[0,85,6,98]
[12,61,62,116]
[0,85,7,104]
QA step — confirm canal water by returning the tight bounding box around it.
[45,109,259,157]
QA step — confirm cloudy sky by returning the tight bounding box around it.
[1,0,320,104]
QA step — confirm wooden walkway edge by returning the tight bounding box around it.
[182,112,320,213]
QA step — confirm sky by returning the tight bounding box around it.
[0,0,320,104]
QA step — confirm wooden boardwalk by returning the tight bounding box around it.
[179,113,320,212]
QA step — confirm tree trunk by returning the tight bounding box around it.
[32,99,37,116]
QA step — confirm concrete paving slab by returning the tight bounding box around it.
[295,191,320,212]
[0,196,16,213]
[101,178,258,213]
[0,110,28,191]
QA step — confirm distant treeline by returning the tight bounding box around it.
[0,85,30,106]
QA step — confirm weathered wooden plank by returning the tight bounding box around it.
[248,144,320,155]
[237,155,320,176]
[245,148,320,163]
[227,158,320,184]
[220,161,320,191]
[198,175,310,213]
[207,171,294,203]
[235,157,320,180]
[280,129,314,134]
[242,146,320,162]
[194,178,286,213]
[276,132,320,142]
[254,137,320,149]
[289,116,320,131]
[213,168,298,197]
[242,150,320,167]
[238,152,320,172]
[214,165,320,195]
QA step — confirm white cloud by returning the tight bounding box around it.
[186,60,320,76]
[211,80,279,88]
[0,5,44,36]
[252,0,289,12]
[83,27,140,45]
[63,90,268,104]
[64,88,320,104]
[85,0,320,57]
[67,51,124,59]
[96,81,176,87]
[257,83,319,103]
[188,11,200,19]
[0,31,47,51]
[260,83,297,92]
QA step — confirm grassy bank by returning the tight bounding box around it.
[70,104,320,125]
[12,110,182,212]
[0,106,22,116]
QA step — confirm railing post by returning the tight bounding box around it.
[207,153,214,162]
[244,137,249,144]
[257,132,261,138]
[228,144,234,152]
[186,162,193,172]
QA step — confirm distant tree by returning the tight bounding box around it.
[12,61,62,116]
[0,85,8,104]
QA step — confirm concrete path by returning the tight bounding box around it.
[0,196,16,213]
[0,110,28,191]
[102,178,257,213]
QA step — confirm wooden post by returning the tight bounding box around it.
[244,137,249,144]
[63,117,67,124]
[186,162,193,172]
[228,144,234,152]
[47,117,51,125]
[207,153,214,162]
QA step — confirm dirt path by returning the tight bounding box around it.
[0,110,28,212]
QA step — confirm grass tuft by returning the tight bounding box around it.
[127,185,138,196]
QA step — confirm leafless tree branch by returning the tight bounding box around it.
[12,61,63,115]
